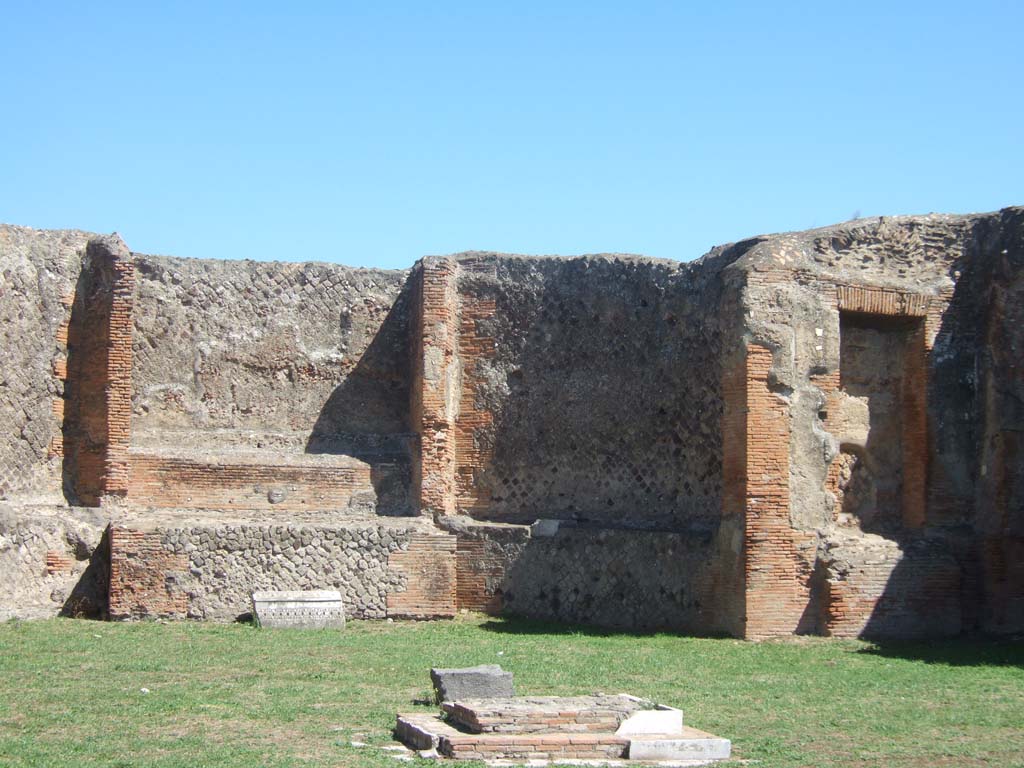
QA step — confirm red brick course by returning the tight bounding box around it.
[386,533,457,618]
[443,730,628,760]
[45,551,75,575]
[104,255,134,496]
[126,452,374,512]
[108,525,188,619]
[455,536,508,613]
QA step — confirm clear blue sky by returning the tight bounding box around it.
[2,2,1021,269]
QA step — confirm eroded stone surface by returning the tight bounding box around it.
[431,665,514,703]
[628,730,731,761]
[444,695,642,734]
[0,503,108,619]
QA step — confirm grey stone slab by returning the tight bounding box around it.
[430,664,514,702]
[251,589,345,629]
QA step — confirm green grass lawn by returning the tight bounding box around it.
[0,616,1021,767]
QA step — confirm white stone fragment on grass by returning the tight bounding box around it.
[628,729,731,761]
[615,705,684,736]
[251,589,345,629]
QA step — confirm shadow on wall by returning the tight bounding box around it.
[967,211,1024,635]
[61,266,88,505]
[494,525,738,635]
[460,257,727,533]
[305,274,417,515]
[61,526,110,619]
[833,312,921,536]
[450,253,744,635]
[61,256,110,507]
[839,210,1024,640]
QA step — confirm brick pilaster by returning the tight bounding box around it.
[411,257,460,518]
[740,344,816,640]
[104,250,134,496]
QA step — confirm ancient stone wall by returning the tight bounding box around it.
[411,250,747,633]
[450,517,742,633]
[125,254,418,518]
[449,253,732,531]
[130,255,413,453]
[2,210,1023,639]
[503,526,724,631]
[731,212,1024,638]
[108,520,455,621]
[973,208,1024,633]
[0,225,92,502]
[0,503,109,619]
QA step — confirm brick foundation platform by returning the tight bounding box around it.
[396,695,731,762]
[442,694,643,734]
[397,711,630,761]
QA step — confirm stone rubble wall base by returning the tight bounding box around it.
[0,505,109,620]
[107,523,456,621]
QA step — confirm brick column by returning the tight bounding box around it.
[411,257,460,518]
[720,349,751,637]
[104,243,135,497]
[65,235,135,504]
[739,344,816,640]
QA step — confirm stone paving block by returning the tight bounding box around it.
[430,664,514,702]
[628,727,731,761]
